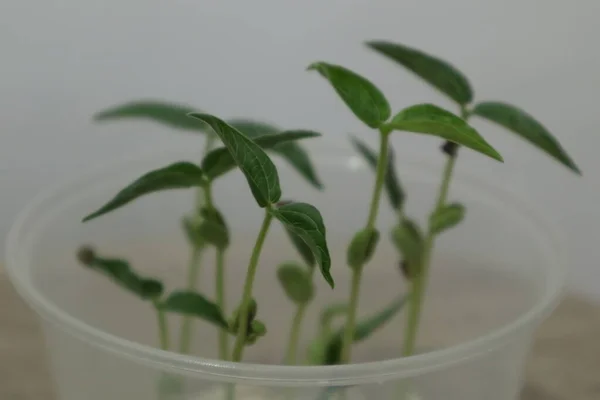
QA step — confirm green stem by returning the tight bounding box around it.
[216,248,229,360]
[178,246,203,354]
[154,302,170,351]
[402,108,467,356]
[340,129,390,363]
[284,303,308,365]
[231,209,274,362]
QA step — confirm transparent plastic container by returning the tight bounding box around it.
[5,141,564,400]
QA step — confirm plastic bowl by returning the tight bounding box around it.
[5,141,564,400]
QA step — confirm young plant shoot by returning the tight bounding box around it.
[74,39,580,395]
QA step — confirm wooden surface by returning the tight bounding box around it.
[2,272,600,400]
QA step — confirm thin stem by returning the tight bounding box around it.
[216,248,229,360]
[340,129,390,363]
[401,108,468,356]
[231,209,274,362]
[284,303,308,365]
[154,302,170,351]
[178,246,203,354]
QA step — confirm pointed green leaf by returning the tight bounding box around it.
[350,137,404,210]
[472,101,580,174]
[76,248,163,300]
[189,113,281,207]
[228,120,324,189]
[391,218,424,268]
[346,228,380,270]
[285,227,316,268]
[196,207,230,249]
[385,104,503,161]
[277,262,314,305]
[83,162,205,222]
[430,203,466,235]
[94,100,210,133]
[160,291,228,329]
[366,41,473,105]
[310,295,407,365]
[270,202,333,288]
[308,62,391,128]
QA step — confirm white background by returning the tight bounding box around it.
[1,1,598,298]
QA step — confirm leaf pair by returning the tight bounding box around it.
[307,295,407,365]
[366,40,580,174]
[94,101,325,188]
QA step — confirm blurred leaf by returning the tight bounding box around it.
[429,203,465,235]
[308,295,407,365]
[160,291,228,329]
[181,215,205,248]
[386,104,503,162]
[197,207,230,249]
[271,202,333,288]
[308,62,390,128]
[472,101,581,174]
[190,113,281,207]
[350,137,404,210]
[77,249,163,300]
[83,162,205,222]
[277,262,314,305]
[391,218,424,268]
[94,100,210,132]
[366,41,473,105]
[346,228,380,270]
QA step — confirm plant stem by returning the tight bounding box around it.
[154,302,170,351]
[340,129,390,363]
[284,303,308,365]
[216,248,229,360]
[178,246,203,354]
[231,209,274,362]
[402,108,467,356]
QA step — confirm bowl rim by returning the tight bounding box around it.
[4,139,566,386]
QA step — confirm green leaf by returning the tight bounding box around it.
[181,215,206,248]
[430,203,466,235]
[472,101,581,174]
[346,228,380,270]
[76,248,163,300]
[385,104,503,162]
[83,162,205,222]
[277,262,314,305]
[94,100,210,133]
[285,227,316,268]
[366,41,473,105]
[350,137,404,210]
[310,295,407,365]
[189,113,281,207]
[391,218,424,268]
[196,207,230,249]
[227,120,324,189]
[270,202,334,288]
[160,291,228,329]
[308,62,391,128]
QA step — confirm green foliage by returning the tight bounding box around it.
[196,207,230,250]
[83,162,205,222]
[308,295,407,365]
[346,228,380,270]
[308,62,390,128]
[76,247,163,300]
[366,41,473,105]
[429,203,465,235]
[350,137,404,210]
[391,218,424,269]
[270,202,333,288]
[189,113,282,207]
[285,226,316,268]
[277,262,314,305]
[472,101,580,174]
[94,100,211,133]
[160,291,229,329]
[386,104,503,161]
